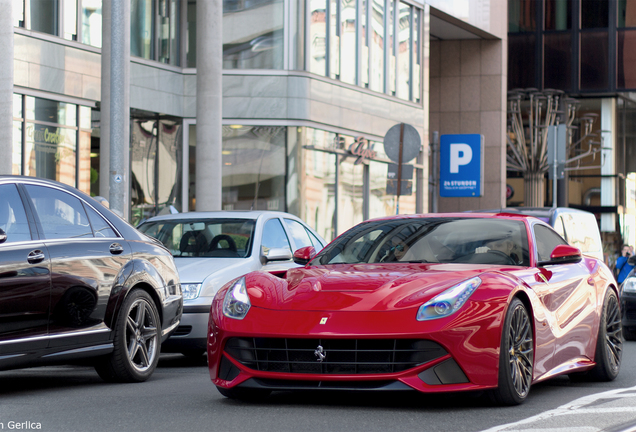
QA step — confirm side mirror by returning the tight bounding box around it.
[0,228,6,244]
[293,246,316,265]
[261,246,293,262]
[538,244,582,266]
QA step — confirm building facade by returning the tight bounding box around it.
[9,0,507,240]
[508,0,636,260]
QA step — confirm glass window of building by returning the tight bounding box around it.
[81,0,102,47]
[12,94,23,175]
[186,0,196,67]
[15,0,102,48]
[508,34,536,89]
[22,96,78,188]
[221,125,286,211]
[412,8,420,102]
[302,128,337,241]
[130,117,183,225]
[544,33,571,89]
[338,135,364,236]
[580,31,609,90]
[387,0,396,95]
[131,0,155,60]
[223,0,283,69]
[329,0,339,79]
[309,0,327,75]
[581,0,608,29]
[618,31,636,89]
[545,0,571,30]
[369,0,385,93]
[339,0,356,85]
[508,0,536,32]
[619,0,636,28]
[396,3,411,100]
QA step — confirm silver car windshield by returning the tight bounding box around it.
[138,218,256,258]
[314,218,530,266]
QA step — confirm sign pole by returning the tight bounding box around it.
[396,123,405,215]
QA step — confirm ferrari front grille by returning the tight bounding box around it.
[224,338,447,374]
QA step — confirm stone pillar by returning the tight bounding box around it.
[100,0,111,200]
[195,0,223,211]
[0,0,13,175]
[108,0,130,218]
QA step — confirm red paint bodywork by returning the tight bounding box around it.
[207,213,616,394]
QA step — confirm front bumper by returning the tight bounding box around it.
[162,301,211,351]
[208,306,504,394]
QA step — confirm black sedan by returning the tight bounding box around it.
[0,176,182,382]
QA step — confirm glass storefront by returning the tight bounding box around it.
[12,94,93,193]
[184,124,421,241]
[223,0,284,69]
[130,117,183,225]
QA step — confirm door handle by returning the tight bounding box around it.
[109,243,124,255]
[27,249,45,264]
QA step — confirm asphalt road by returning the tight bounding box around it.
[3,343,636,432]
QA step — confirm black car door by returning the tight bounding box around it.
[0,183,50,354]
[23,184,132,349]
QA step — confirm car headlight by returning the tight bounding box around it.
[223,277,251,320]
[623,277,636,293]
[182,283,202,300]
[416,276,481,321]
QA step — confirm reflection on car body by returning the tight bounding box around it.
[0,176,182,382]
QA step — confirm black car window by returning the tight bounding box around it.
[534,224,568,262]
[314,218,530,266]
[84,204,118,238]
[137,218,255,258]
[0,184,31,243]
[25,185,93,239]
[284,219,313,250]
[262,218,291,255]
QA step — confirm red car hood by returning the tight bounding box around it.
[246,263,516,312]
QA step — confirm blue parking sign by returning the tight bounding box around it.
[439,134,484,197]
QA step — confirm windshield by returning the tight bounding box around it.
[313,218,530,266]
[138,218,256,258]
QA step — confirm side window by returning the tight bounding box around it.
[284,219,312,250]
[307,229,324,250]
[85,205,118,238]
[534,225,567,262]
[25,185,93,240]
[0,184,32,243]
[261,219,291,254]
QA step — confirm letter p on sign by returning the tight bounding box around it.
[450,143,472,173]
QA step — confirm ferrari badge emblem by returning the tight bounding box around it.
[314,345,326,362]
[319,317,328,324]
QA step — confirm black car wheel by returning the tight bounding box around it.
[590,289,622,381]
[95,289,160,382]
[490,297,534,405]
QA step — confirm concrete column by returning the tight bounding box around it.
[0,0,13,175]
[100,0,111,200]
[601,98,616,232]
[195,0,223,211]
[109,0,131,218]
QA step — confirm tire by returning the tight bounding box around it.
[216,386,271,401]
[95,289,161,383]
[490,298,534,406]
[589,289,622,381]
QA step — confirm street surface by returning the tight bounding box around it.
[3,343,636,432]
